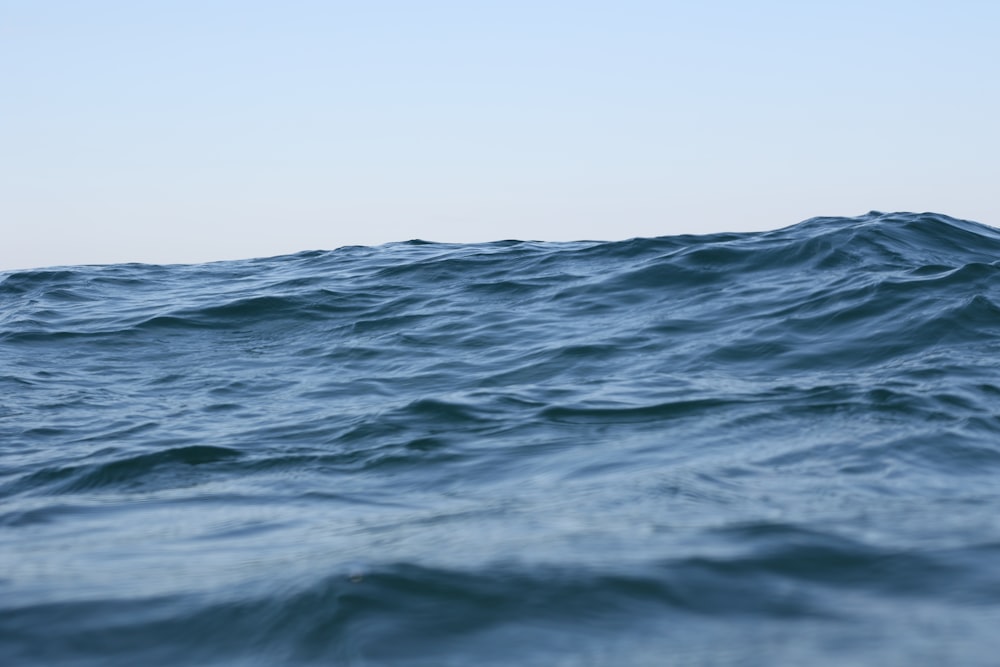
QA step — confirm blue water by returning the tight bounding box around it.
[3,211,1000,666]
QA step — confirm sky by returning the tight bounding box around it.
[2,0,998,270]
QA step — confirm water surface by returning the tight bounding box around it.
[3,211,1000,665]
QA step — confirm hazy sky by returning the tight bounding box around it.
[3,1,998,270]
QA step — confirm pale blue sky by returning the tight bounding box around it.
[2,1,998,270]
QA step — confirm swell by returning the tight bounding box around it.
[6,376,999,504]
[4,212,999,352]
[4,534,999,665]
[3,445,243,496]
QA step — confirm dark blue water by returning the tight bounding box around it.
[4,211,1000,666]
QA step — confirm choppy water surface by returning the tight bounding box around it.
[4,211,1000,666]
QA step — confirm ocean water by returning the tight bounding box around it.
[3,211,1000,666]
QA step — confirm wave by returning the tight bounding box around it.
[5,533,1000,665]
